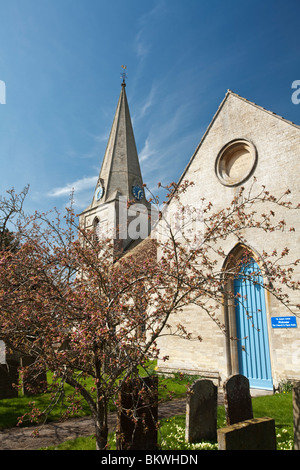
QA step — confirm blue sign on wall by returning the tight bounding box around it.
[271,316,297,328]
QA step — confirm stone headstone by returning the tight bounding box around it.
[293,380,300,450]
[185,379,217,443]
[0,341,5,364]
[223,374,253,425]
[116,375,158,450]
[0,362,18,399]
[218,417,276,450]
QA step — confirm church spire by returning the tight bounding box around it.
[92,68,145,207]
[79,70,151,256]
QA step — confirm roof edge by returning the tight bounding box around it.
[228,90,300,131]
[177,89,300,188]
[177,89,231,187]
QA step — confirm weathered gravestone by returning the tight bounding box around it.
[218,417,276,450]
[0,360,19,399]
[0,341,5,364]
[223,374,253,425]
[185,379,217,443]
[116,375,158,450]
[293,380,300,450]
[0,348,20,399]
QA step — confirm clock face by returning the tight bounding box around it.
[95,185,104,201]
[132,184,143,201]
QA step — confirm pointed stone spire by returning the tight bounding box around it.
[79,75,151,257]
[91,81,145,208]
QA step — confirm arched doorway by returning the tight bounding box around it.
[224,246,273,390]
[234,258,273,390]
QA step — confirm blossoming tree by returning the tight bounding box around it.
[0,181,299,450]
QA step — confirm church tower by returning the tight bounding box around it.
[79,72,151,257]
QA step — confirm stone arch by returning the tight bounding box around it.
[222,243,273,389]
[93,217,100,241]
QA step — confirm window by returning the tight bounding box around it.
[215,139,257,187]
[93,217,100,241]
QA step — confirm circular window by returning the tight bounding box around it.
[216,139,257,187]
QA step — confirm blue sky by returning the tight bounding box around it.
[0,0,300,217]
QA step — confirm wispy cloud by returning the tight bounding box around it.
[134,1,165,60]
[140,137,157,162]
[84,128,110,144]
[48,175,98,198]
[139,93,204,188]
[132,84,158,126]
[143,100,191,151]
[138,1,166,29]
[135,30,151,59]
[140,84,157,117]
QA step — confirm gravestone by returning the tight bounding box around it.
[0,361,18,399]
[116,375,158,450]
[0,341,5,364]
[0,346,19,398]
[223,374,253,425]
[185,379,217,443]
[293,381,300,450]
[218,417,276,450]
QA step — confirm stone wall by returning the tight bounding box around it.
[156,92,300,388]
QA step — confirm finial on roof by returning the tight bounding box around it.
[120,65,127,87]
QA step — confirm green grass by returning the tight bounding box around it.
[252,392,294,450]
[41,391,294,451]
[0,371,191,430]
[0,371,294,450]
[43,436,97,451]
[0,375,93,429]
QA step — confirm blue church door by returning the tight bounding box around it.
[234,259,273,390]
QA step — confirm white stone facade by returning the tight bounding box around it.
[156,91,300,390]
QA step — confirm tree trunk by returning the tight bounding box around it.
[94,391,109,450]
[95,418,108,450]
[65,374,109,450]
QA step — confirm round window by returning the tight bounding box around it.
[215,139,257,187]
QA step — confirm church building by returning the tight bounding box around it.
[79,77,151,257]
[80,77,300,392]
